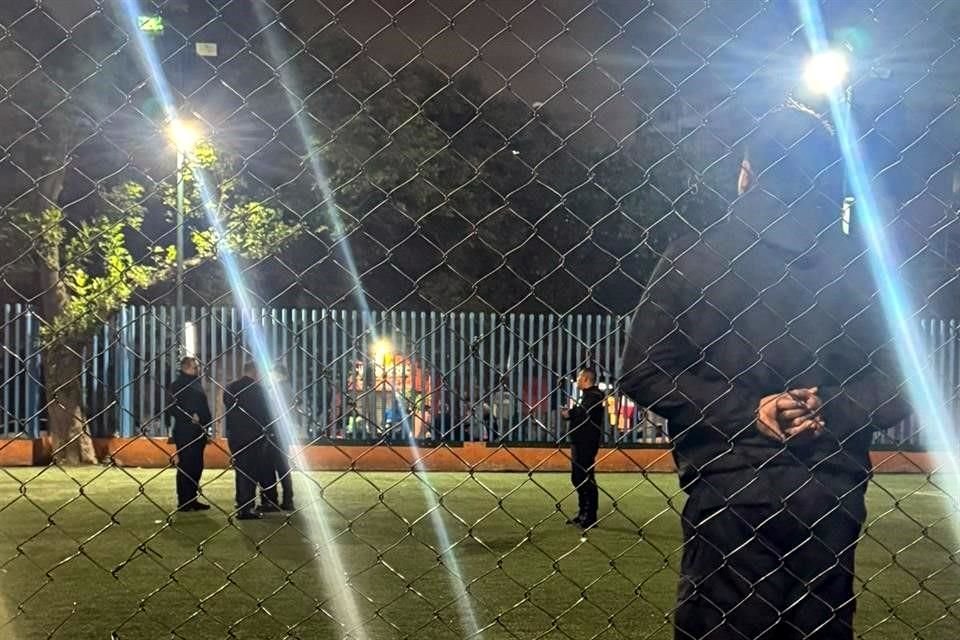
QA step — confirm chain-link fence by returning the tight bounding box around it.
[1,0,960,638]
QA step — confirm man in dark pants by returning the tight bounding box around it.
[261,365,295,512]
[224,362,271,520]
[620,103,911,639]
[167,357,212,512]
[561,367,605,530]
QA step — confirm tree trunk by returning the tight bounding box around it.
[43,342,97,465]
[32,165,97,464]
[36,262,98,465]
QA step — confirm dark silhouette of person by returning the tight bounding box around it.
[620,103,911,640]
[224,362,271,520]
[167,357,212,512]
[562,367,605,529]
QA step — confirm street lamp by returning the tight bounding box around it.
[803,49,849,96]
[167,118,202,352]
[803,48,855,234]
[372,338,394,366]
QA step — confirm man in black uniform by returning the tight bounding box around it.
[261,365,295,512]
[224,362,270,520]
[167,357,212,512]
[620,104,911,639]
[562,367,605,530]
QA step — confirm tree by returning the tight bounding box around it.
[249,23,730,316]
[0,3,302,463]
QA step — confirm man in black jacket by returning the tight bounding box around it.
[167,357,212,512]
[562,367,606,530]
[224,362,271,520]
[620,104,911,640]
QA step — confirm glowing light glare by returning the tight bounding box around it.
[371,338,393,364]
[183,321,197,358]
[798,0,960,531]
[803,49,850,95]
[120,1,370,637]
[137,15,164,35]
[247,4,371,319]
[168,119,202,153]
[397,393,482,638]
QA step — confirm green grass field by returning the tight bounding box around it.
[0,468,957,639]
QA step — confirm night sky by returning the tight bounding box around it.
[5,0,960,312]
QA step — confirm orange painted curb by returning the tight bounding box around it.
[0,438,32,466]
[0,438,943,474]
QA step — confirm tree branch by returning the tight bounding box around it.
[142,254,208,291]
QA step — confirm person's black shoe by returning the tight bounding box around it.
[280,502,295,512]
[192,501,212,511]
[176,503,194,512]
[579,516,598,531]
[259,503,282,513]
[565,515,582,526]
[235,509,263,520]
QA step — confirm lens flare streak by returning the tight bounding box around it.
[121,2,369,637]
[246,5,483,634]
[797,2,960,511]
[399,395,483,638]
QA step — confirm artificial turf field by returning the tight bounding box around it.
[0,468,957,639]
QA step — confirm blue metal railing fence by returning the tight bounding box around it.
[1,304,953,448]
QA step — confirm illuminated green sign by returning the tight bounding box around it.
[137,15,164,35]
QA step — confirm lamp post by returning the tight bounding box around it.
[803,48,854,234]
[167,118,202,352]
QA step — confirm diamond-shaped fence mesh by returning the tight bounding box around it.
[1,0,960,638]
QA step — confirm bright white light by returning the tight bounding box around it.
[372,338,393,363]
[183,321,197,358]
[803,49,850,95]
[167,118,202,152]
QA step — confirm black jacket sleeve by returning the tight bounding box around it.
[194,387,213,428]
[223,386,237,438]
[819,341,911,438]
[619,251,758,439]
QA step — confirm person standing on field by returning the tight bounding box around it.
[562,367,605,530]
[620,103,911,640]
[167,357,212,512]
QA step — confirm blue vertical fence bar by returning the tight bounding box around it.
[466,312,474,441]
[544,314,560,441]
[513,314,523,442]
[455,313,464,442]
[3,305,10,435]
[117,306,134,437]
[347,309,358,439]
[338,309,347,438]
[497,315,506,442]
[315,309,323,438]
[611,316,636,442]
[449,313,457,441]
[137,307,146,432]
[429,311,438,438]
[564,314,574,440]
[526,314,536,442]
[158,305,167,424]
[14,305,23,430]
[24,308,38,437]
[507,313,516,442]
[535,314,545,442]
[951,320,958,449]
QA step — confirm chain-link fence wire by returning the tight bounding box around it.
[1,0,960,638]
